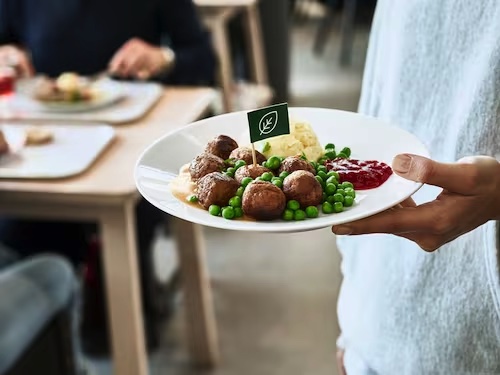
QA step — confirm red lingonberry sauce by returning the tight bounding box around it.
[325,158,393,190]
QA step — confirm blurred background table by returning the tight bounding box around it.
[0,87,216,375]
[195,0,283,112]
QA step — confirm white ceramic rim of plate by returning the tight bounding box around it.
[135,107,430,233]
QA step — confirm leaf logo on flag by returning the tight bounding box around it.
[248,103,290,143]
[258,111,278,136]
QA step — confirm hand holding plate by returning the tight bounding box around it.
[331,154,500,251]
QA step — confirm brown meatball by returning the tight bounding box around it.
[279,156,315,175]
[283,170,323,208]
[204,135,239,160]
[197,172,239,209]
[189,152,225,180]
[234,165,272,184]
[229,147,266,165]
[242,181,286,220]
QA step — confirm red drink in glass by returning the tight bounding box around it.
[0,67,15,97]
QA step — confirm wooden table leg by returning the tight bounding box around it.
[99,201,148,375]
[212,20,234,113]
[243,3,269,86]
[173,218,219,367]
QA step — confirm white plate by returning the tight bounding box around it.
[0,123,115,179]
[16,77,126,113]
[135,107,430,233]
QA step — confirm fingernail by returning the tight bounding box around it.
[332,225,352,235]
[393,154,412,173]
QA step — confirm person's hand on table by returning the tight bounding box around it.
[0,45,34,77]
[108,38,175,80]
[331,154,500,252]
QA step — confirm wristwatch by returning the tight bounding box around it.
[160,46,176,73]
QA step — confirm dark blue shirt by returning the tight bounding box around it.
[0,0,216,85]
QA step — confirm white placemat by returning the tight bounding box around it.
[5,81,163,124]
[0,122,115,179]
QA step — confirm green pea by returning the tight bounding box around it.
[317,165,327,173]
[310,161,318,170]
[224,158,236,166]
[262,142,271,153]
[279,171,290,179]
[327,195,336,204]
[344,187,356,198]
[282,209,294,221]
[325,183,336,195]
[340,147,351,158]
[333,202,344,213]
[236,186,244,197]
[305,206,319,218]
[222,206,235,219]
[325,143,335,150]
[325,151,336,160]
[209,205,221,216]
[294,209,306,221]
[224,171,234,178]
[333,193,344,203]
[241,177,253,187]
[340,181,353,189]
[234,160,246,169]
[337,152,348,159]
[322,202,334,214]
[327,171,340,180]
[234,207,244,218]
[326,176,338,186]
[316,176,325,188]
[317,157,328,165]
[266,156,281,170]
[322,192,328,202]
[261,172,273,181]
[261,160,268,167]
[229,196,242,208]
[226,167,236,175]
[317,171,328,181]
[187,195,198,203]
[344,196,354,207]
[336,188,346,196]
[287,200,300,211]
[272,178,283,189]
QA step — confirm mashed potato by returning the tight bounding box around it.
[256,118,323,161]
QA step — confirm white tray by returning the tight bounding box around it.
[0,122,115,179]
[7,81,163,124]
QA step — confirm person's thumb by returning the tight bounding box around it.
[392,153,479,194]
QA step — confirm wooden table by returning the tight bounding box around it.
[0,87,217,375]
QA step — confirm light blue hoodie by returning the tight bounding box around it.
[337,1,500,374]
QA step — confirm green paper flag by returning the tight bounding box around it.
[247,103,290,143]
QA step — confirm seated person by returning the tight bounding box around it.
[0,0,217,353]
[0,0,216,84]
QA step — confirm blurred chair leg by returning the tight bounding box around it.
[212,22,234,113]
[339,0,357,66]
[313,0,340,56]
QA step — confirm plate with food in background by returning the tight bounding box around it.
[134,106,429,233]
[16,72,126,113]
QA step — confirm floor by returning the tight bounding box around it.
[89,12,369,375]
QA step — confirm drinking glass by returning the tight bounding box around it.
[0,66,16,118]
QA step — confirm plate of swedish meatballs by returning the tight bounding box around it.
[135,107,429,232]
